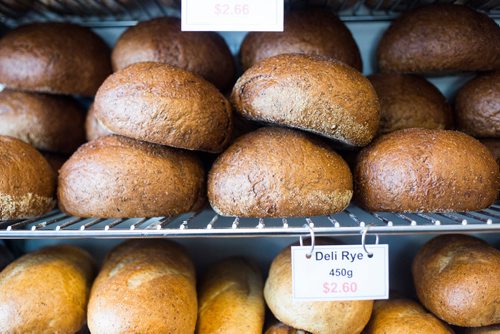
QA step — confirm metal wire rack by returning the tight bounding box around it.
[0,0,498,27]
[0,202,498,238]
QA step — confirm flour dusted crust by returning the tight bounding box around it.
[0,136,55,220]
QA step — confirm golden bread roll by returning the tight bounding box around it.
[413,235,500,327]
[197,258,265,334]
[0,245,94,334]
[88,239,197,334]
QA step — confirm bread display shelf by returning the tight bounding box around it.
[0,202,498,238]
[1,0,499,26]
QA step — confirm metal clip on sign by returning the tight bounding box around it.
[299,219,315,259]
[361,225,379,258]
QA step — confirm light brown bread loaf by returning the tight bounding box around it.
[58,135,205,218]
[208,127,353,218]
[88,239,197,334]
[368,73,451,134]
[413,235,500,327]
[231,54,380,147]
[0,136,55,220]
[94,62,233,153]
[197,258,265,334]
[0,245,94,334]
[0,89,85,153]
[264,240,373,334]
[363,299,454,334]
[355,129,499,212]
[112,17,235,91]
[456,71,500,138]
[240,8,362,71]
[377,4,500,73]
[0,22,111,96]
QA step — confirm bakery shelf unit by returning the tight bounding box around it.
[0,0,499,26]
[0,202,498,238]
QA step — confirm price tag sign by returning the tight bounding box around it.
[291,245,389,301]
[181,0,284,32]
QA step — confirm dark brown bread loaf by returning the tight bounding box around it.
[364,299,454,334]
[240,8,362,71]
[231,54,379,147]
[197,258,265,334]
[112,17,235,91]
[480,139,500,165]
[208,127,353,218]
[0,136,55,220]
[94,62,233,153]
[456,71,500,137]
[0,22,111,96]
[88,239,197,334]
[377,4,500,74]
[0,245,94,334]
[0,90,85,153]
[264,240,373,334]
[413,235,500,327]
[85,103,112,142]
[368,73,451,134]
[58,135,205,218]
[355,128,499,212]
[41,151,68,174]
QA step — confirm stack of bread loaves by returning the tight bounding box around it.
[209,8,381,218]
[0,21,112,219]
[355,4,500,213]
[60,16,236,218]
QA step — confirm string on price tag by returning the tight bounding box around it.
[181,0,284,31]
[292,227,389,301]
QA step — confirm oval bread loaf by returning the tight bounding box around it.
[88,239,197,334]
[94,62,233,153]
[0,245,94,334]
[231,54,380,147]
[58,135,206,218]
[413,235,500,327]
[208,127,353,218]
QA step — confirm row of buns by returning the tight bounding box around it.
[0,234,498,333]
[0,5,499,220]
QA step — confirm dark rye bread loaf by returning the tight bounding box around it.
[112,17,235,91]
[480,139,500,165]
[208,127,353,218]
[240,8,362,71]
[85,104,112,142]
[413,235,500,327]
[231,54,379,147]
[88,240,197,334]
[377,4,500,74]
[94,62,233,153]
[0,245,94,334]
[363,299,454,334]
[0,136,55,220]
[58,135,206,218]
[368,73,451,134]
[456,71,500,138]
[0,23,111,96]
[0,90,85,153]
[355,129,499,212]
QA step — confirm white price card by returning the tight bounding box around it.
[181,0,284,32]
[292,244,389,301]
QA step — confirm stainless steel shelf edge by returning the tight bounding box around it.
[0,203,498,239]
